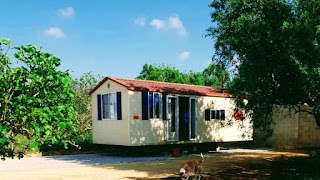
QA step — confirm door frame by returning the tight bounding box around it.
[165,95,198,141]
[189,97,197,140]
[166,95,179,141]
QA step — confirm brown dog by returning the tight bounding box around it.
[179,153,204,180]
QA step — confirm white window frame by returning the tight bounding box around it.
[101,92,117,120]
[148,92,162,120]
[209,109,226,120]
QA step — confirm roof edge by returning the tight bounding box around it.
[89,76,238,98]
[89,76,137,95]
[89,76,109,95]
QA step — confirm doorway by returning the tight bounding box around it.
[179,97,190,141]
[166,96,197,141]
[166,96,178,141]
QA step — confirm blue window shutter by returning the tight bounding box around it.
[162,93,167,120]
[205,109,210,121]
[97,94,102,120]
[142,91,149,120]
[117,92,122,120]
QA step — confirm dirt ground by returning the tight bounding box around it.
[1,150,320,180]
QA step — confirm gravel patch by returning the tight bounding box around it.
[0,154,173,172]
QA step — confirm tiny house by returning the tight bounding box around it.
[90,77,253,147]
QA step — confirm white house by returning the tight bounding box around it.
[90,77,253,147]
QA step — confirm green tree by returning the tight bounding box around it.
[137,64,182,83]
[136,63,230,88]
[188,71,205,86]
[72,72,101,139]
[202,61,230,88]
[0,39,77,159]
[207,0,320,131]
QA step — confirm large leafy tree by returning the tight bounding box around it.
[137,64,185,83]
[136,63,229,88]
[0,39,77,159]
[202,62,230,87]
[207,0,320,131]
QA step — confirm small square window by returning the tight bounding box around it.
[211,110,216,119]
[216,110,221,119]
[221,110,225,120]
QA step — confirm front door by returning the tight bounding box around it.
[166,96,179,141]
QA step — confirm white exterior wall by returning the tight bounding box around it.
[128,91,166,146]
[91,80,130,146]
[91,81,253,146]
[197,96,253,142]
[126,92,252,146]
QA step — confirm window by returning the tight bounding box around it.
[142,92,162,120]
[211,110,216,119]
[154,93,161,118]
[102,94,110,119]
[221,110,225,120]
[216,110,221,119]
[205,109,225,121]
[102,93,117,119]
[148,93,154,118]
[97,92,122,120]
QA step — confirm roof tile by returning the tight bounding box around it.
[90,77,233,98]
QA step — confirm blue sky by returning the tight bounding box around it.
[1,0,215,79]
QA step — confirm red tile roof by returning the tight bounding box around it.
[90,77,233,98]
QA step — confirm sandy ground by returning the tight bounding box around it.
[0,167,150,180]
[0,149,315,180]
[0,154,172,180]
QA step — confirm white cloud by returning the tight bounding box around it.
[179,51,190,61]
[168,15,186,36]
[149,15,187,36]
[150,19,166,29]
[44,27,65,38]
[134,17,146,26]
[59,7,74,18]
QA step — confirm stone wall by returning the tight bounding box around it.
[271,107,299,149]
[298,110,320,147]
[254,105,320,149]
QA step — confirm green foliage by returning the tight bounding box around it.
[137,64,184,83]
[0,39,78,159]
[207,0,320,130]
[72,72,101,138]
[136,63,230,88]
[202,62,230,87]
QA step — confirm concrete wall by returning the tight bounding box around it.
[271,107,299,149]
[255,105,320,149]
[298,108,320,147]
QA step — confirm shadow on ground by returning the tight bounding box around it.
[104,151,320,180]
[43,145,320,179]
